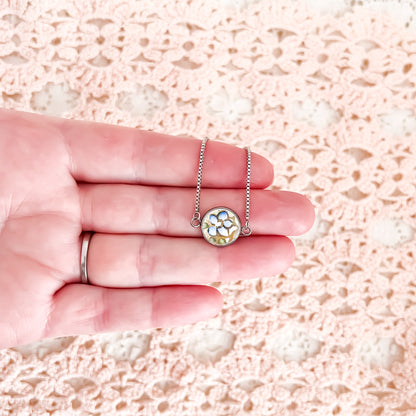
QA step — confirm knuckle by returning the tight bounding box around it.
[131,134,147,182]
[79,184,94,227]
[151,187,169,234]
[92,290,110,333]
[136,235,155,286]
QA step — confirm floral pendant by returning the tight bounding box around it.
[201,207,241,247]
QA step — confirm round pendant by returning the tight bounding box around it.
[201,207,241,247]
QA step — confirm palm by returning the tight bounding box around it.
[0,109,315,349]
[0,112,81,347]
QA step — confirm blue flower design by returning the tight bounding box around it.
[208,210,234,237]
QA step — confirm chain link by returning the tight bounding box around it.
[241,146,252,236]
[190,137,208,227]
[190,137,251,236]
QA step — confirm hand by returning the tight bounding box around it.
[0,108,314,349]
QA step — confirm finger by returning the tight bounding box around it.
[39,111,273,187]
[85,234,295,288]
[79,183,315,236]
[0,109,273,187]
[44,284,222,338]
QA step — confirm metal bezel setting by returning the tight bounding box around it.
[201,206,242,247]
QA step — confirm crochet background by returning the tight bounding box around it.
[1,0,416,415]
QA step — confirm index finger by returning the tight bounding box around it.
[52,114,274,187]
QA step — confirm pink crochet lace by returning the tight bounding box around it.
[1,0,416,414]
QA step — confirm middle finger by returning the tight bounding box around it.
[79,183,315,237]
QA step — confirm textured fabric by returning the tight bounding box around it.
[1,0,416,414]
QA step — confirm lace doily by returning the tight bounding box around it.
[1,0,416,414]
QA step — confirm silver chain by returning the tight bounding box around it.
[242,145,251,235]
[190,137,252,236]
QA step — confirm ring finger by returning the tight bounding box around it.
[86,233,295,287]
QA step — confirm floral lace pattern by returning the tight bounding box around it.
[1,0,416,414]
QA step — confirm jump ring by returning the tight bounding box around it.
[241,224,252,236]
[191,213,201,227]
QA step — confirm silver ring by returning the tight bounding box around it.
[80,231,94,284]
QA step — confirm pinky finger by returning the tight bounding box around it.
[44,284,223,338]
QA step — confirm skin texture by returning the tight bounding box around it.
[0,108,315,349]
